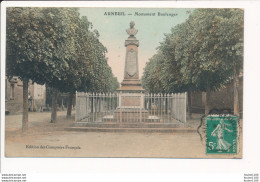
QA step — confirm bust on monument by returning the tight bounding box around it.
[126,21,138,37]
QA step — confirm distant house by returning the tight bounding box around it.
[5,76,46,114]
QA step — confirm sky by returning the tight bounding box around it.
[79,8,193,83]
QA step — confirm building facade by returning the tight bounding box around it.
[5,76,46,114]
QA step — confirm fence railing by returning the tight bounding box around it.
[171,93,187,123]
[144,93,187,123]
[75,92,117,122]
[75,92,187,124]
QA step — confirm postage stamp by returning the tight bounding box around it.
[206,115,238,154]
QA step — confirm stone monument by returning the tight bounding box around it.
[114,21,149,122]
[118,21,144,92]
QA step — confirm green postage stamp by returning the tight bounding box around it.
[206,115,238,154]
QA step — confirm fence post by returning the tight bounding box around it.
[184,92,187,125]
[75,91,78,122]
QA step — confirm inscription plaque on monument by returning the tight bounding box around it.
[126,49,138,77]
[121,96,141,107]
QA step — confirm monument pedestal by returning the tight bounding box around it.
[114,108,149,123]
[113,92,149,122]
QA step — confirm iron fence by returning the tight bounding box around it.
[75,92,187,124]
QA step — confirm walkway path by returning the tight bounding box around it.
[5,111,73,131]
[4,112,241,158]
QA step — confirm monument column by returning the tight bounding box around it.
[117,21,144,93]
[114,21,148,122]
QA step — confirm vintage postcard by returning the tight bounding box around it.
[4,7,243,158]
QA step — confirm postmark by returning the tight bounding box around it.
[206,115,238,154]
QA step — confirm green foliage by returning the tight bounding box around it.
[6,7,119,93]
[142,9,243,93]
[142,53,164,93]
[7,8,46,83]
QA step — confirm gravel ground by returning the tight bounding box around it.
[5,112,242,158]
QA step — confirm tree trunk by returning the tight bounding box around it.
[187,91,192,118]
[66,92,74,118]
[233,68,240,117]
[51,88,58,123]
[22,78,29,132]
[205,89,210,115]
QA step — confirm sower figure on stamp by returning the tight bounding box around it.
[211,119,233,150]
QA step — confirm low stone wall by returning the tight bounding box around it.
[190,78,243,115]
[5,101,23,114]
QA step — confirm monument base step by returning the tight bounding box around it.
[71,122,182,128]
[64,122,195,133]
[64,126,196,133]
[102,115,160,123]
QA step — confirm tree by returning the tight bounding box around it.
[7,8,85,124]
[175,9,243,115]
[60,16,119,117]
[142,9,243,116]
[39,8,84,121]
[7,7,120,127]
[142,53,164,93]
[142,23,193,94]
[6,8,51,130]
